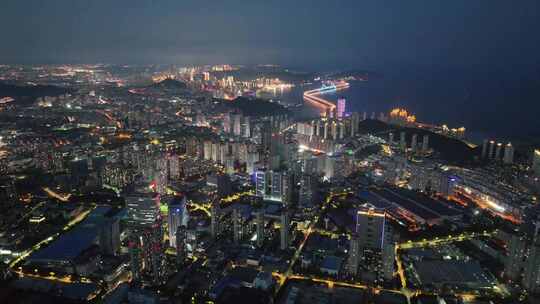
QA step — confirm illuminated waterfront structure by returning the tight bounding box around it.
[303,81,349,116]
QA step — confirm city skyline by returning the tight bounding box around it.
[1,2,540,304]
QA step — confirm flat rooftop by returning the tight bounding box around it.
[28,206,112,263]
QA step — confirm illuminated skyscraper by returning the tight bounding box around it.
[533,149,540,176]
[495,143,503,160]
[503,143,514,165]
[489,141,496,159]
[337,97,346,119]
[355,206,387,249]
[354,206,395,280]
[168,195,189,248]
[126,179,165,285]
[347,233,361,276]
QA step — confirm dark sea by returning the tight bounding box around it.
[268,67,540,144]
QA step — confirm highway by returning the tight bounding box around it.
[303,81,349,115]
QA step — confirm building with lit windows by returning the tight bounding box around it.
[533,149,540,176]
[337,97,346,119]
[126,179,165,285]
[167,196,189,248]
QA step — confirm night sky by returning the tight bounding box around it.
[1,0,540,68]
[2,0,540,138]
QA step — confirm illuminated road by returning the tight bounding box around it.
[396,230,496,250]
[274,191,353,294]
[303,81,349,115]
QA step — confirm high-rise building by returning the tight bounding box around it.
[495,143,503,160]
[314,120,321,137]
[323,121,329,139]
[350,112,360,136]
[347,233,361,276]
[280,210,290,250]
[504,231,527,281]
[99,210,121,256]
[503,143,514,165]
[233,113,243,136]
[168,196,189,248]
[233,209,244,244]
[255,170,267,198]
[203,140,212,160]
[533,149,540,176]
[126,179,165,285]
[167,153,180,180]
[210,200,220,238]
[243,116,251,138]
[355,206,387,249]
[299,174,318,206]
[481,139,489,159]
[523,223,540,293]
[255,211,265,248]
[211,142,219,162]
[381,223,395,280]
[354,206,394,280]
[422,135,429,154]
[330,121,337,140]
[400,132,406,151]
[488,141,496,159]
[388,132,394,144]
[411,134,418,153]
[175,226,186,267]
[337,97,346,119]
[223,112,232,133]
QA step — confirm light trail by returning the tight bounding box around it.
[43,187,72,202]
[303,81,349,115]
[396,230,496,249]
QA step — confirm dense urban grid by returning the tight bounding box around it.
[0,64,539,304]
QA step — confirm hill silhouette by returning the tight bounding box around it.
[150,78,188,90]
[0,82,70,102]
[357,119,477,165]
[223,96,289,117]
